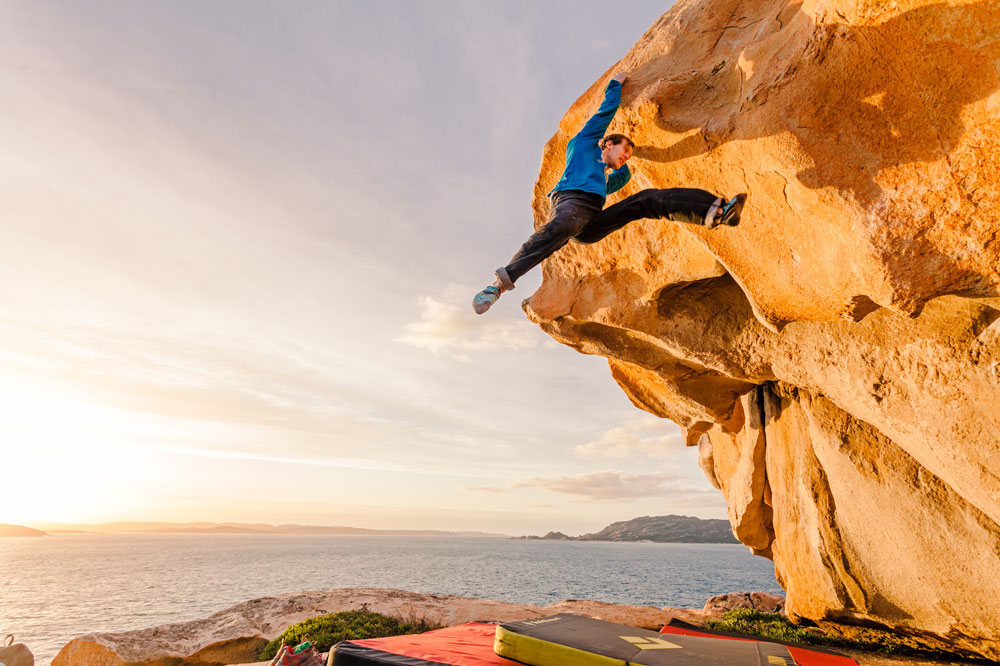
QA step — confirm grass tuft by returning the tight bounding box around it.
[258,608,440,660]
[706,609,901,653]
[707,609,826,645]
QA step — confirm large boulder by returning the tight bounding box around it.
[522,0,1000,659]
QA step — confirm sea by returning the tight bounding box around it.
[0,534,782,664]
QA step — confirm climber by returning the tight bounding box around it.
[473,71,746,314]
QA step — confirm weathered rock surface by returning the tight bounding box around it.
[0,642,34,666]
[704,590,785,614]
[51,587,719,666]
[522,0,1000,659]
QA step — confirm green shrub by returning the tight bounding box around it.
[706,608,829,645]
[258,608,440,660]
[705,609,903,654]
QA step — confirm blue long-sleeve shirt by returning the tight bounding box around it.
[549,79,632,199]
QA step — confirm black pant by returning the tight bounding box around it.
[501,187,720,284]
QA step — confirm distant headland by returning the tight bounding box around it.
[25,521,506,537]
[0,523,49,537]
[3,517,740,542]
[518,515,738,544]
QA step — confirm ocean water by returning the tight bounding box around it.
[0,534,782,664]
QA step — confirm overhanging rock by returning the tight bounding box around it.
[524,0,1000,658]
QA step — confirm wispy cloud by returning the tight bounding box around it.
[147,445,409,471]
[397,285,540,360]
[575,415,684,458]
[512,470,689,501]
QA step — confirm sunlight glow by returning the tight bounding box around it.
[0,379,165,523]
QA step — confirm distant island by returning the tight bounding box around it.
[30,521,506,537]
[518,515,739,544]
[14,517,738,542]
[0,523,49,537]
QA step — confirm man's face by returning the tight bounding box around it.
[602,140,633,169]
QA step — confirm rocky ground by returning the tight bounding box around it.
[51,587,729,665]
[49,588,986,666]
[232,654,980,666]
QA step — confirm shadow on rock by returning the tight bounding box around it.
[634,0,1000,207]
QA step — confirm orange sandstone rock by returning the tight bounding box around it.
[523,0,1000,659]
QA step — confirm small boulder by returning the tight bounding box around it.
[703,591,786,615]
[0,641,35,666]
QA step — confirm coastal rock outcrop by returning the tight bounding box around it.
[51,588,721,666]
[523,0,1000,658]
[704,591,785,614]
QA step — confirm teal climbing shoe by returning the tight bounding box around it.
[719,193,747,227]
[473,285,501,314]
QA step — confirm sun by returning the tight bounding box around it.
[0,378,161,524]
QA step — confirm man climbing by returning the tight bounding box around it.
[473,71,746,314]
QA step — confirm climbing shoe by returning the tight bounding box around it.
[473,285,501,314]
[719,193,747,227]
[704,197,724,228]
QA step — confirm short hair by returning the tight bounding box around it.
[601,134,634,149]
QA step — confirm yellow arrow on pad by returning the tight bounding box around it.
[620,636,682,650]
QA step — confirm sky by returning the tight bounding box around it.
[0,0,728,535]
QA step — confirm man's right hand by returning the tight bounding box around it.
[612,72,628,83]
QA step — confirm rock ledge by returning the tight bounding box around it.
[53,587,745,666]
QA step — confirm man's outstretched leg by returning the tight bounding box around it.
[473,191,603,314]
[573,188,746,245]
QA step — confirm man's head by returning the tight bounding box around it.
[601,134,634,169]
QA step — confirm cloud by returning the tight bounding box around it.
[466,486,504,494]
[146,444,413,472]
[397,285,540,359]
[512,470,690,501]
[575,415,685,458]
